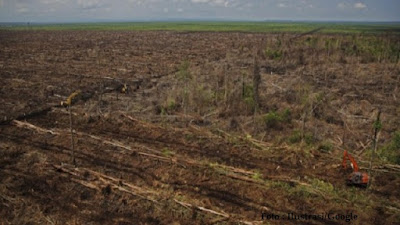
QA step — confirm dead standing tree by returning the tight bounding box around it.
[253,42,266,116]
[69,105,76,166]
[368,109,382,189]
[177,60,191,117]
[253,56,261,115]
[61,90,81,166]
[223,64,229,107]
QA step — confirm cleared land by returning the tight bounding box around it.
[0,27,399,225]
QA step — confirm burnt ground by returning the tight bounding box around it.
[0,30,400,224]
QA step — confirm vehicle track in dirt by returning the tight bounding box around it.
[3,108,399,224]
[1,111,348,225]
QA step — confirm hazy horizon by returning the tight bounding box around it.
[2,19,400,25]
[0,0,399,23]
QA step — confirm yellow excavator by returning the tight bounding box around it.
[60,82,127,107]
[121,83,128,94]
[61,90,82,107]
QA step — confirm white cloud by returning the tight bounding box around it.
[275,0,316,10]
[77,0,104,9]
[191,0,229,7]
[177,8,183,12]
[15,2,30,13]
[0,0,4,8]
[338,1,367,10]
[41,0,67,4]
[128,0,167,7]
[354,2,367,9]
[191,0,209,3]
[277,0,311,9]
[337,2,349,9]
[277,3,286,8]
[163,7,168,12]
[129,0,143,6]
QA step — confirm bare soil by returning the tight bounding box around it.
[0,30,399,225]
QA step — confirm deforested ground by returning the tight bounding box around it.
[0,30,399,224]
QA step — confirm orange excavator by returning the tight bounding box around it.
[342,150,369,188]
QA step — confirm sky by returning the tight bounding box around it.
[0,0,399,23]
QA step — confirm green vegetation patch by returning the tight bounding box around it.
[377,130,400,164]
[2,21,400,34]
[262,109,292,129]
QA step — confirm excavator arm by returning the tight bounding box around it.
[342,150,359,172]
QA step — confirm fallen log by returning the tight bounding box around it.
[12,120,59,135]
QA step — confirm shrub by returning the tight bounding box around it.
[393,131,400,149]
[318,141,333,152]
[281,108,292,123]
[263,109,292,129]
[265,48,282,60]
[324,39,335,51]
[242,84,254,99]
[287,130,315,145]
[242,84,256,112]
[291,185,313,198]
[159,97,177,115]
[176,60,192,114]
[252,171,263,181]
[244,97,255,112]
[263,111,281,128]
[162,148,174,157]
[193,84,214,115]
[304,133,314,145]
[311,178,334,193]
[378,131,400,164]
[305,37,319,48]
[176,60,191,81]
[288,130,302,143]
[166,98,177,111]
